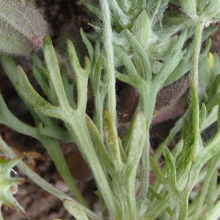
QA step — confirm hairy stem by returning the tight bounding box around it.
[64,110,119,218]
[192,21,204,89]
[112,169,137,219]
[138,131,150,198]
[100,0,117,122]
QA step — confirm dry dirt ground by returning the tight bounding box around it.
[1,1,220,219]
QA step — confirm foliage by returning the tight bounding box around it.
[0,156,25,220]
[0,0,220,219]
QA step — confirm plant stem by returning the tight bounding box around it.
[112,169,137,220]
[138,132,150,198]
[178,194,189,220]
[138,91,156,197]
[140,89,156,130]
[65,110,119,218]
[100,0,117,122]
[192,21,204,89]
[191,21,204,155]
[94,95,104,138]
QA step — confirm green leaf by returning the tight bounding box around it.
[109,0,130,27]
[124,112,146,166]
[31,53,58,104]
[132,10,151,48]
[199,103,207,129]
[207,93,220,111]
[133,0,146,15]
[0,93,39,140]
[173,139,184,160]
[0,157,26,217]
[16,66,64,119]
[164,35,212,87]
[67,38,91,111]
[43,36,70,108]
[149,38,176,60]
[103,110,123,169]
[116,71,143,92]
[82,0,101,19]
[33,64,58,105]
[150,156,165,182]
[86,115,113,172]
[64,199,89,220]
[180,0,197,18]
[60,65,76,108]
[0,56,72,142]
[163,147,176,186]
[92,42,102,94]
[148,0,161,22]
[0,54,62,120]
[207,167,218,209]
[202,0,220,18]
[125,29,152,82]
[80,28,94,60]
[153,30,187,90]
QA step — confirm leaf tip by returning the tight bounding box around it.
[43,35,52,47]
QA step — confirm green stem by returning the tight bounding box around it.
[94,95,104,138]
[138,131,150,198]
[138,90,156,197]
[192,21,204,89]
[112,169,137,220]
[100,0,117,122]
[177,22,214,219]
[65,110,118,218]
[191,21,204,155]
[140,89,156,130]
[0,136,100,220]
[178,194,189,220]
[141,193,172,220]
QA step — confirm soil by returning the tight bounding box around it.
[0,1,220,220]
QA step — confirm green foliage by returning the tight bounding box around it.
[0,0,220,220]
[0,157,25,220]
[63,199,89,220]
